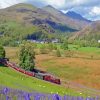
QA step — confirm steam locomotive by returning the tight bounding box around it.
[0,58,61,85]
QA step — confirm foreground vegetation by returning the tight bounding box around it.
[0,85,98,100]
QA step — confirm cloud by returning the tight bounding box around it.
[26,0,66,8]
[0,0,100,20]
[44,0,65,8]
[0,0,100,10]
[90,7,100,16]
[0,0,26,8]
[86,6,100,21]
[59,0,100,10]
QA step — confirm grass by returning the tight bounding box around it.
[35,55,100,96]
[0,64,87,97]
[4,46,100,96]
[36,43,100,55]
[68,44,100,54]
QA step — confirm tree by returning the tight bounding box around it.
[61,38,69,50]
[19,43,35,71]
[0,45,5,58]
[48,43,57,51]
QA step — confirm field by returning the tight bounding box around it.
[0,64,84,97]
[4,45,100,96]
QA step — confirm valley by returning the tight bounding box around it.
[0,2,100,99]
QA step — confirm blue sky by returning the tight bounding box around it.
[0,0,100,21]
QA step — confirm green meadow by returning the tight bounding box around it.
[0,64,87,97]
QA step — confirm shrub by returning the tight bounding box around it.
[56,49,61,57]
[65,50,74,57]
[0,45,5,58]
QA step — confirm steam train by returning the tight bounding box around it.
[0,58,61,85]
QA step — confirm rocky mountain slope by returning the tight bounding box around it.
[71,21,100,41]
[66,11,91,23]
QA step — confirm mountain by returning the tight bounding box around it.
[71,21,100,41]
[66,11,91,23]
[0,3,91,33]
[42,5,91,30]
[0,3,56,46]
[0,3,92,46]
[0,3,79,33]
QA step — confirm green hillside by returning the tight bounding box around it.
[0,64,86,96]
[0,20,55,46]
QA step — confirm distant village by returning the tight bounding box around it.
[28,39,59,44]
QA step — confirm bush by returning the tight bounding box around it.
[64,50,74,57]
[61,39,68,50]
[0,45,5,58]
[39,48,49,54]
[56,49,61,57]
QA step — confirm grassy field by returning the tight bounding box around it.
[0,64,87,97]
[35,44,100,59]
[4,45,100,96]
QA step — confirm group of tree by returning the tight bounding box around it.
[0,43,35,70]
[72,39,100,48]
[0,20,57,47]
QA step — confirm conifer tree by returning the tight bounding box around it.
[19,43,35,70]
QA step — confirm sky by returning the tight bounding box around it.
[0,0,100,21]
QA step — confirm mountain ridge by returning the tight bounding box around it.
[66,11,91,22]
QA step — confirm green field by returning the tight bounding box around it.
[0,64,86,97]
[68,45,100,54]
[36,43,100,53]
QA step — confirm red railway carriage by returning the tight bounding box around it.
[47,76,61,85]
[0,58,61,85]
[25,71,35,77]
[44,75,51,81]
[53,79,61,84]
[18,68,25,74]
[6,62,14,67]
[35,73,61,85]
[14,67,20,71]
[6,62,14,68]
